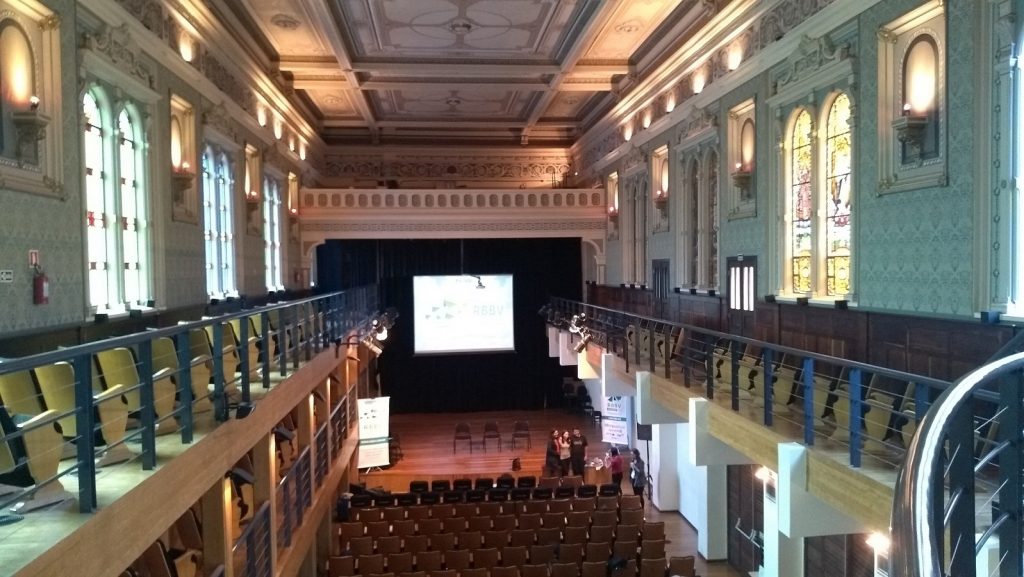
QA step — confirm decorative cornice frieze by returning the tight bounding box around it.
[774,34,851,94]
[322,154,571,183]
[303,221,607,233]
[81,23,155,89]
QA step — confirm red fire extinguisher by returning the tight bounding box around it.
[33,265,49,305]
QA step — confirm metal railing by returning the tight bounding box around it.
[234,501,273,577]
[890,351,1024,577]
[0,286,376,519]
[548,298,952,470]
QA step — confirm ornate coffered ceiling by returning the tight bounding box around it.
[225,0,722,147]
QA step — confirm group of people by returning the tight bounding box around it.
[544,428,648,505]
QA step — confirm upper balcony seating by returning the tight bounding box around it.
[95,346,179,435]
[33,361,132,467]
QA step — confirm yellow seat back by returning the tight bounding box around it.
[33,362,78,436]
[0,370,45,416]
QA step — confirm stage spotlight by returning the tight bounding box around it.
[573,330,592,353]
[568,312,588,334]
[363,337,383,356]
[372,318,389,341]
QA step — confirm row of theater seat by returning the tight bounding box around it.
[353,485,623,509]
[327,558,697,577]
[346,494,642,522]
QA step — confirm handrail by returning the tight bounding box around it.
[890,352,1024,577]
[549,297,951,390]
[0,289,372,374]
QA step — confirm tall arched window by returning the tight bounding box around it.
[824,93,853,296]
[118,107,149,306]
[263,176,282,290]
[688,158,699,286]
[203,146,236,297]
[706,149,719,289]
[0,22,33,159]
[84,91,111,310]
[789,110,814,294]
[83,90,151,313]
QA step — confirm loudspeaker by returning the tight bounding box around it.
[636,424,653,441]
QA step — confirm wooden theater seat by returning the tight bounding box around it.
[34,361,133,467]
[152,336,212,414]
[0,406,72,511]
[95,347,179,435]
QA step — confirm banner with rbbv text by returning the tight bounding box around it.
[601,395,632,447]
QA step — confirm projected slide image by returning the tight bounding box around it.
[413,274,515,354]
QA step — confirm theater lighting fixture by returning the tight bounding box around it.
[573,330,592,353]
[754,466,772,482]
[568,313,588,334]
[866,532,890,553]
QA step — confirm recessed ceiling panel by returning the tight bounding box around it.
[242,0,333,56]
[336,0,583,60]
[372,87,534,119]
[541,91,597,119]
[582,0,685,60]
[305,89,360,117]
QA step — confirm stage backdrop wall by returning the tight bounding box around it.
[316,238,582,413]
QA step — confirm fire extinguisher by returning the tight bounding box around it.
[33,264,49,305]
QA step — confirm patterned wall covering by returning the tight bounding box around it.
[605,242,623,287]
[855,0,974,315]
[0,5,83,333]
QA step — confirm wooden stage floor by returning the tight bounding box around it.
[361,409,607,493]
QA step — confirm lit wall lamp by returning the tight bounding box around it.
[273,117,284,140]
[892,36,938,158]
[731,118,755,194]
[11,95,49,164]
[607,204,619,221]
[178,32,196,63]
[623,122,633,142]
[692,68,706,95]
[257,106,268,127]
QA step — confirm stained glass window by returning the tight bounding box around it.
[790,110,813,294]
[825,94,852,296]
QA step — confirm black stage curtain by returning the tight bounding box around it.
[316,238,582,413]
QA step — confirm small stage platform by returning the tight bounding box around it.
[359,409,610,494]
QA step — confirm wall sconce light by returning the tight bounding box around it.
[299,143,307,161]
[245,188,259,203]
[623,123,633,142]
[727,42,743,71]
[653,188,668,209]
[273,118,283,140]
[11,97,50,164]
[754,466,772,481]
[892,36,937,158]
[665,92,676,113]
[642,110,652,129]
[257,106,267,127]
[170,159,194,196]
[607,205,619,220]
[692,69,706,94]
[178,33,196,63]
[289,206,298,217]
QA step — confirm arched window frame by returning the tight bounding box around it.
[782,106,816,296]
[263,174,282,291]
[203,144,237,299]
[819,91,854,298]
[81,84,152,314]
[704,147,720,290]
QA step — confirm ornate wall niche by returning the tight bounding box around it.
[244,143,260,235]
[606,171,619,241]
[728,98,757,219]
[651,145,670,233]
[0,1,63,199]
[877,0,947,194]
[169,94,196,223]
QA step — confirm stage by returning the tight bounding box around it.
[359,409,612,493]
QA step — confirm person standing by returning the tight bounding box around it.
[630,448,647,507]
[569,427,588,476]
[545,429,561,477]
[607,447,624,493]
[559,431,572,476]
